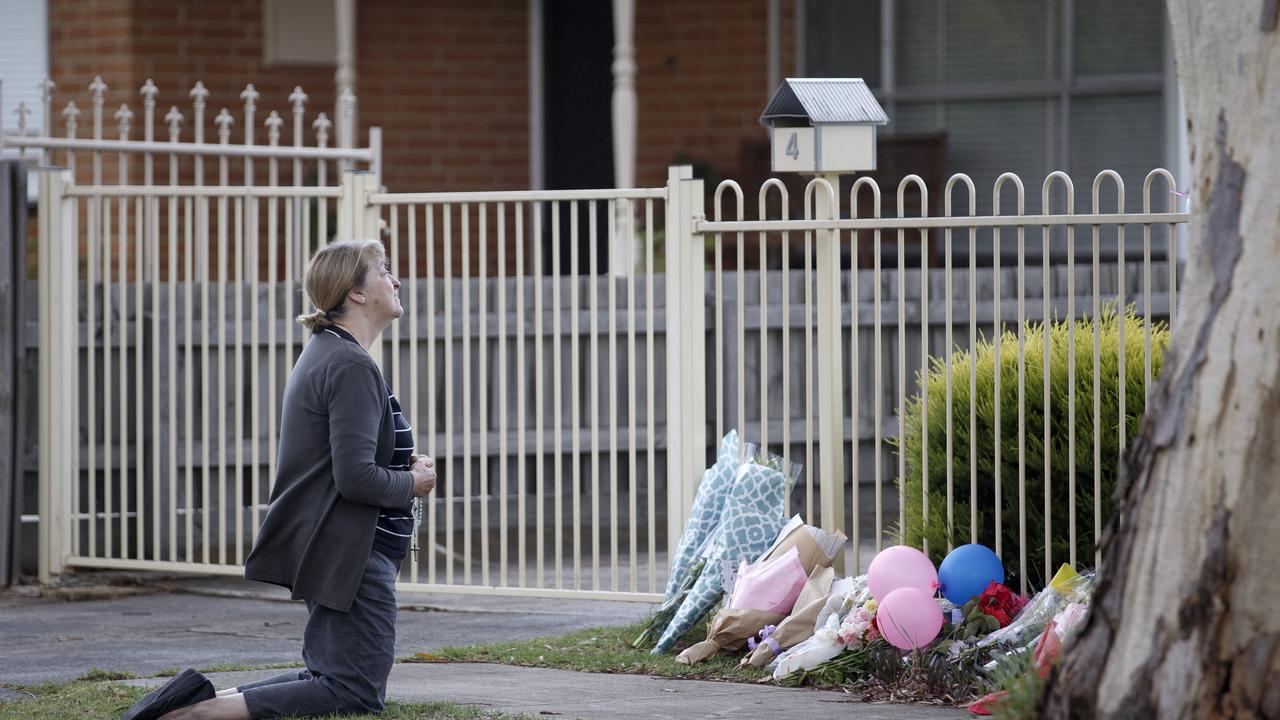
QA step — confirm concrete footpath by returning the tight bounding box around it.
[1,574,965,719]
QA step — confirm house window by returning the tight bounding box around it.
[801,0,1170,217]
[264,0,336,66]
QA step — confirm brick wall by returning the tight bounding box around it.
[49,0,530,193]
[634,0,796,193]
[44,0,796,276]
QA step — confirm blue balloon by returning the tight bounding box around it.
[937,544,1005,605]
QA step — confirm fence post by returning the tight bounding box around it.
[37,168,75,582]
[336,170,383,364]
[0,161,22,587]
[813,175,846,568]
[663,165,706,556]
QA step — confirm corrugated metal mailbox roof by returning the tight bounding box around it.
[759,78,888,126]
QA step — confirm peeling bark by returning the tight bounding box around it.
[1039,1,1280,717]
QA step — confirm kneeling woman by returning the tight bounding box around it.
[126,240,437,720]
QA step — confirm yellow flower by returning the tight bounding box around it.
[864,598,878,614]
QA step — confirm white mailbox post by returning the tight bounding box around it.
[759,78,888,174]
[759,79,887,565]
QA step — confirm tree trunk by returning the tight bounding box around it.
[1040,2,1280,717]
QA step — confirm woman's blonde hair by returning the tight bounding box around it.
[296,239,386,332]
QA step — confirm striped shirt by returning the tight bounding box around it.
[323,327,415,560]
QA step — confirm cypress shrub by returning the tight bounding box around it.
[897,306,1170,589]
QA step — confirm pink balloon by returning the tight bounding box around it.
[867,545,939,601]
[877,587,945,650]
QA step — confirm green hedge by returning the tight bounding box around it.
[897,306,1170,589]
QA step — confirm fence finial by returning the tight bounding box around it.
[62,101,81,133]
[313,112,332,146]
[240,83,260,111]
[189,81,209,112]
[14,101,30,135]
[215,108,234,143]
[165,106,183,141]
[265,110,283,145]
[140,79,158,108]
[114,103,133,139]
[289,86,308,115]
[88,76,107,99]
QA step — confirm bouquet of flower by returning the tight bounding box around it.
[955,581,1027,639]
[832,598,880,647]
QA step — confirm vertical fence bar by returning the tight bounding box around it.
[608,200,619,592]
[589,200,600,590]
[479,203,490,586]
[216,110,231,565]
[264,114,282,541]
[515,203,527,588]
[233,196,245,564]
[871,191,883,553]
[461,203,473,585]
[426,203,438,584]
[571,201,583,590]
[534,200,546,588]
[141,82,160,562]
[407,204,420,584]
[444,203,455,584]
[166,113,180,562]
[1088,206,1098,576]
[626,200,638,591]
[183,195,194,563]
[895,183,907,543]
[497,202,508,587]
[645,198,656,592]
[134,185,144,559]
[115,108,131,561]
[812,177,843,553]
[553,200,564,588]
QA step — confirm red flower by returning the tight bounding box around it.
[977,581,1026,628]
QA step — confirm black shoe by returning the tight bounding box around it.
[120,668,215,720]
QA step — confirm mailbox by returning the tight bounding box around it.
[759,78,888,174]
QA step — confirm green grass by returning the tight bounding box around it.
[0,678,534,720]
[423,619,769,683]
[152,661,305,678]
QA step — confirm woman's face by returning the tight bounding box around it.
[361,255,403,322]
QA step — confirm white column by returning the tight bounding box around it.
[335,0,357,133]
[611,0,637,275]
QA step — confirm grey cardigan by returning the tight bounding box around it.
[244,329,414,612]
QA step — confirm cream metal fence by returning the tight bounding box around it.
[695,171,1190,592]
[17,77,1193,599]
[6,76,375,582]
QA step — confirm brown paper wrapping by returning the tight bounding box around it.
[676,524,847,666]
[762,525,846,575]
[675,607,787,665]
[741,565,836,667]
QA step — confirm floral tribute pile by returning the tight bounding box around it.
[637,432,1097,713]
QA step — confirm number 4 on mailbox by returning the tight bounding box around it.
[785,132,800,160]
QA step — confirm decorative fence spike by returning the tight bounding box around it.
[14,101,30,135]
[289,86,308,114]
[62,101,81,134]
[114,103,133,139]
[140,79,158,107]
[313,112,332,147]
[265,110,283,145]
[215,108,234,143]
[165,106,183,141]
[189,82,209,144]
